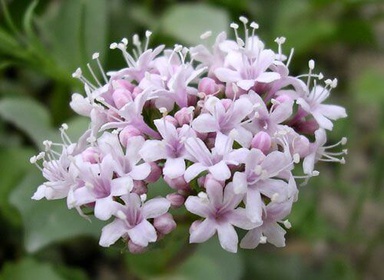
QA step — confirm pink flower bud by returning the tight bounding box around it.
[275,94,292,104]
[174,107,193,126]
[145,162,162,183]
[112,88,132,109]
[115,79,135,92]
[132,87,142,99]
[166,193,185,208]
[292,135,310,157]
[154,213,176,235]
[251,131,271,154]
[128,240,146,254]
[164,175,189,192]
[132,180,148,195]
[164,115,178,127]
[119,125,142,147]
[81,147,100,163]
[198,77,219,95]
[221,99,233,111]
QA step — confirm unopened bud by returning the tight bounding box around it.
[251,131,271,154]
[154,213,176,235]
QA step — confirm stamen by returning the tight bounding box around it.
[198,192,209,203]
[144,30,152,51]
[200,31,212,40]
[92,52,108,83]
[140,194,147,203]
[260,235,267,244]
[283,219,291,229]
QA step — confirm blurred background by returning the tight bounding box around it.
[0,0,383,279]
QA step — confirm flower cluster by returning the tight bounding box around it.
[31,17,347,253]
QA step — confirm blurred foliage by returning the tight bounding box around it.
[0,0,383,279]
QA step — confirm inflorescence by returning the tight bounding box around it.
[31,17,347,253]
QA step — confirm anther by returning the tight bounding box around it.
[140,194,147,202]
[283,220,292,229]
[239,16,248,24]
[250,22,259,29]
[260,235,267,244]
[308,59,315,70]
[200,31,212,40]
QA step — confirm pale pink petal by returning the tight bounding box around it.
[214,68,241,83]
[184,163,208,182]
[240,227,262,249]
[163,157,186,179]
[237,79,255,90]
[256,72,281,83]
[264,223,286,247]
[99,219,126,247]
[217,223,238,253]
[94,197,116,221]
[232,172,248,194]
[317,104,347,120]
[228,208,260,230]
[139,140,167,161]
[189,219,216,243]
[205,178,224,209]
[110,176,133,196]
[185,196,211,218]
[312,111,334,130]
[128,220,157,247]
[246,188,263,224]
[142,197,170,219]
[192,114,218,133]
[129,163,151,180]
[209,161,231,181]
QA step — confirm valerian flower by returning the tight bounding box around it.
[31,17,347,254]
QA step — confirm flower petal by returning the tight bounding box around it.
[217,223,238,253]
[189,219,216,243]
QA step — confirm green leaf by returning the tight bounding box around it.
[0,147,34,225]
[37,0,108,73]
[0,258,64,280]
[9,169,104,253]
[160,3,229,46]
[0,97,57,148]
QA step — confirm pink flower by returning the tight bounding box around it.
[99,193,171,248]
[185,177,258,253]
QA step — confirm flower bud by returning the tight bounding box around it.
[164,175,189,192]
[166,193,185,208]
[251,131,271,154]
[112,88,132,109]
[119,125,142,147]
[81,147,100,163]
[164,115,178,127]
[154,213,176,235]
[128,240,146,254]
[145,162,162,183]
[221,99,233,111]
[198,77,219,95]
[132,180,147,195]
[174,107,194,126]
